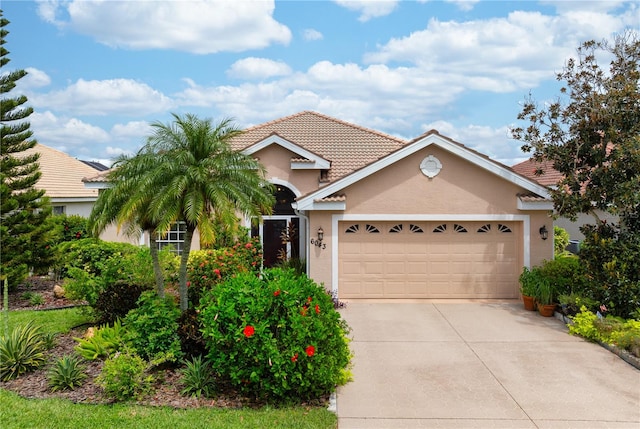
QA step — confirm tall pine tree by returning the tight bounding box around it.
[1,10,50,288]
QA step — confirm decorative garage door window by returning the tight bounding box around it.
[477,224,491,233]
[498,224,512,233]
[433,224,447,233]
[345,222,513,234]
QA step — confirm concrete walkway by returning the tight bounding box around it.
[336,300,640,428]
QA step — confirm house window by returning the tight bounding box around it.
[157,222,187,254]
[52,206,65,215]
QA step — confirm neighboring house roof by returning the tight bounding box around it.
[511,158,563,187]
[21,144,99,200]
[80,160,109,171]
[230,111,407,182]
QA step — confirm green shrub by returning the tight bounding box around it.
[177,308,207,361]
[518,266,541,296]
[0,322,47,381]
[554,225,570,257]
[538,255,587,297]
[96,351,153,401]
[579,224,640,319]
[187,236,262,305]
[21,291,45,307]
[74,320,127,360]
[124,292,183,366]
[568,306,601,341]
[179,355,216,398]
[94,281,144,325]
[199,268,352,402]
[48,354,88,392]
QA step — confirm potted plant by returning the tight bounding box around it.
[518,267,538,311]
[535,279,556,317]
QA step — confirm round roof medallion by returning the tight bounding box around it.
[420,155,442,178]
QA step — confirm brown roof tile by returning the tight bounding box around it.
[20,144,100,199]
[230,111,407,182]
[511,158,563,187]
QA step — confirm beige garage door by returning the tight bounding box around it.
[338,221,521,299]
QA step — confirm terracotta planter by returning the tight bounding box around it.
[522,295,536,311]
[538,303,556,317]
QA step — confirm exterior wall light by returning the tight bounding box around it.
[317,227,324,242]
[539,225,549,240]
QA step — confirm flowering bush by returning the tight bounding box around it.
[186,236,262,305]
[198,268,352,401]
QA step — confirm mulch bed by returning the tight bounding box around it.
[0,276,300,409]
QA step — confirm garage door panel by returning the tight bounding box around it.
[338,221,520,299]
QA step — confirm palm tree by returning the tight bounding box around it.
[138,113,274,311]
[88,151,167,298]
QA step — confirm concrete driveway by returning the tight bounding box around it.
[336,300,640,428]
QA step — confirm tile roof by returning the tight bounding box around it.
[230,111,407,182]
[20,144,99,199]
[511,158,563,187]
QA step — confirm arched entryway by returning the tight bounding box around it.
[252,185,304,268]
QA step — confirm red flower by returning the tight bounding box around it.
[274,289,281,297]
[186,281,191,288]
[301,307,308,316]
[245,243,252,249]
[315,304,320,314]
[291,353,298,363]
[305,345,315,357]
[307,296,313,303]
[243,325,255,338]
[214,269,221,276]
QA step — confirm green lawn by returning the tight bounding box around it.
[1,307,337,429]
[0,389,337,429]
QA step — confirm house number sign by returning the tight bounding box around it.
[310,238,326,249]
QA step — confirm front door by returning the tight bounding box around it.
[263,219,288,268]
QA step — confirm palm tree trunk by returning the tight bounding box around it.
[148,231,165,299]
[178,226,195,311]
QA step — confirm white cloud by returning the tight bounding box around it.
[31,78,173,116]
[303,28,323,41]
[31,111,111,147]
[39,0,291,54]
[333,0,399,22]
[445,0,480,12]
[363,10,630,92]
[111,121,152,140]
[227,58,292,80]
[23,68,51,89]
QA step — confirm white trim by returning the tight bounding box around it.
[83,182,111,189]
[243,135,330,169]
[294,200,346,211]
[517,199,554,211]
[50,197,98,203]
[269,178,302,198]
[297,133,551,210]
[330,213,531,297]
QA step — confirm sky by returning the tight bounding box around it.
[2,1,638,167]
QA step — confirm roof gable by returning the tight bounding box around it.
[21,144,99,200]
[295,130,551,210]
[230,111,406,182]
[243,133,331,170]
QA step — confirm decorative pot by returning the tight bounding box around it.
[538,303,556,317]
[522,295,536,311]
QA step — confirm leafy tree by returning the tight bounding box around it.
[88,152,166,298]
[512,32,640,317]
[512,31,639,227]
[0,11,50,288]
[99,113,275,311]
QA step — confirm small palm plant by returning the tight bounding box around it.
[0,321,47,381]
[48,354,88,391]
[179,355,216,398]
